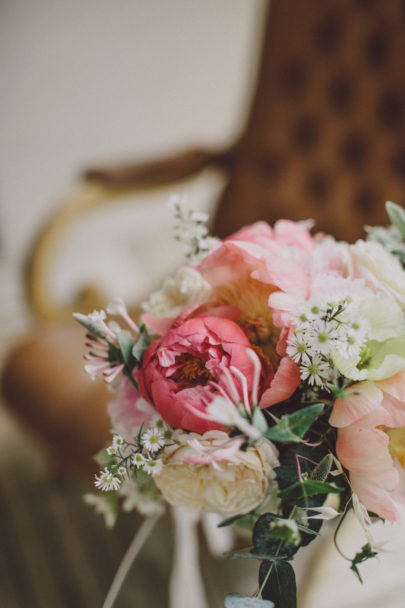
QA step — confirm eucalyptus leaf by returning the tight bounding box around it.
[264,403,324,443]
[224,594,274,608]
[386,201,405,238]
[259,560,296,608]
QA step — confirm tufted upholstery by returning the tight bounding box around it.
[214,0,405,241]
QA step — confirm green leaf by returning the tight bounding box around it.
[253,513,299,560]
[310,454,333,481]
[386,201,405,238]
[73,312,106,339]
[117,331,135,366]
[279,480,342,503]
[264,403,325,443]
[224,594,274,607]
[218,513,247,528]
[259,560,296,608]
[132,325,152,362]
[350,543,378,584]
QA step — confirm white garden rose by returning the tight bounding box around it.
[154,430,279,516]
[343,240,405,306]
[142,266,212,318]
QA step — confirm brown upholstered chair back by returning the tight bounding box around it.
[214,0,405,242]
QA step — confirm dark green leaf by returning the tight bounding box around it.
[264,403,325,443]
[386,201,405,238]
[259,560,296,608]
[253,513,299,560]
[350,543,378,583]
[279,480,342,503]
[224,594,274,607]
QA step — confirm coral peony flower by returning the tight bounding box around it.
[138,314,260,433]
[154,430,279,516]
[330,371,405,522]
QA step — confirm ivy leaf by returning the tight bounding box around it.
[386,201,405,238]
[259,560,297,608]
[278,480,342,503]
[224,594,274,607]
[253,513,300,560]
[350,543,378,583]
[264,403,325,443]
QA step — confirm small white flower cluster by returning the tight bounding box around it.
[287,298,369,390]
[94,419,173,492]
[169,196,218,263]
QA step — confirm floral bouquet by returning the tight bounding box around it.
[75,200,405,608]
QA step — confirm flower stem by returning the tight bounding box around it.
[102,514,160,608]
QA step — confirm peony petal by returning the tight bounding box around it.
[350,472,402,523]
[336,424,393,476]
[259,356,301,408]
[329,381,383,428]
[142,313,174,336]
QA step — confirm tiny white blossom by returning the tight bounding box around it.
[88,309,107,323]
[300,356,330,387]
[141,428,165,453]
[143,458,164,476]
[286,332,311,363]
[133,452,146,467]
[307,320,339,356]
[94,468,121,492]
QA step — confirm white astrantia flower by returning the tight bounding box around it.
[143,458,164,477]
[141,428,166,453]
[94,468,121,492]
[83,493,118,529]
[119,479,165,517]
[300,356,330,387]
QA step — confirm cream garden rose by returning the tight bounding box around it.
[343,240,405,307]
[154,430,279,516]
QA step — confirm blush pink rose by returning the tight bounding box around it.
[138,315,259,433]
[330,371,405,522]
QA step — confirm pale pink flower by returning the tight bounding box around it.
[330,371,405,522]
[107,376,155,442]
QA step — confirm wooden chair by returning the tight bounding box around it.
[3,0,405,475]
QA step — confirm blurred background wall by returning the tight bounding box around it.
[0,0,267,328]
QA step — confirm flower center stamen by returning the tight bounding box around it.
[171,353,214,388]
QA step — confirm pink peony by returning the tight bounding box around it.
[138,315,260,433]
[330,371,405,522]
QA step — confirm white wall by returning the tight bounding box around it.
[0,0,268,305]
